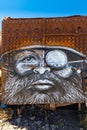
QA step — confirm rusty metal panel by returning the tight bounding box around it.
[44,16,87,55]
[1,17,44,55]
[1,16,87,55]
[0,16,87,105]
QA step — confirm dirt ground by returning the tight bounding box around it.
[0,104,86,130]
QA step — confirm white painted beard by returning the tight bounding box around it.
[2,71,86,104]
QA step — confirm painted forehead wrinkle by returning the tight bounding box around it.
[32,49,46,67]
[34,49,45,56]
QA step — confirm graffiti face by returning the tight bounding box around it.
[2,46,86,104]
[15,49,70,77]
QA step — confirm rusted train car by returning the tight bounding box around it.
[0,16,87,110]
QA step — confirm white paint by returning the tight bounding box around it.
[58,66,72,78]
[32,79,54,85]
[32,79,54,90]
[35,85,52,90]
[0,69,1,77]
[16,63,32,75]
[77,69,81,74]
[46,50,67,68]
[68,60,84,63]
[33,67,50,74]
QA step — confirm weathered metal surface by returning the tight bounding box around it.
[0,16,87,106]
[1,16,87,55]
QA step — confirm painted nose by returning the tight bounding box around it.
[33,67,50,74]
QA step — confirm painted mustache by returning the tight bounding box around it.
[27,72,65,92]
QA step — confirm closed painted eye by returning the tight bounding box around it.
[46,50,67,68]
[15,55,39,76]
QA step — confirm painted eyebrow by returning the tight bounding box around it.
[14,51,38,61]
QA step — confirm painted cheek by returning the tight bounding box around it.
[58,67,73,78]
[16,62,33,75]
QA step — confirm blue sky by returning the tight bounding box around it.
[0,0,87,30]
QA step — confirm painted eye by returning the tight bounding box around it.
[46,50,67,68]
[22,56,38,65]
[15,56,39,76]
[23,57,33,62]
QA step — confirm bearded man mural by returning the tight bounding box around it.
[0,17,87,108]
[0,45,86,105]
